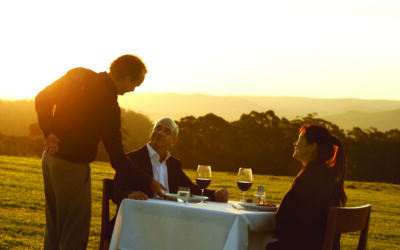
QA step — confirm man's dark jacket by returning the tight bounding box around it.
[35,67,151,182]
[112,145,216,205]
[105,145,217,241]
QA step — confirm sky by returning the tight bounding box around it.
[0,0,399,100]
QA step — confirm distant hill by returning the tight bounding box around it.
[0,99,36,137]
[119,93,400,130]
[1,94,400,136]
[324,109,400,132]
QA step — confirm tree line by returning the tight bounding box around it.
[1,109,399,184]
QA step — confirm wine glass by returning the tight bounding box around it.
[237,168,253,202]
[196,165,212,205]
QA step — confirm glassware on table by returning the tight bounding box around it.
[177,187,190,204]
[254,185,265,205]
[195,165,212,205]
[237,168,253,202]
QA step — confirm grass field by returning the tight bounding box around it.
[0,155,399,249]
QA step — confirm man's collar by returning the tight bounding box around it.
[147,143,170,163]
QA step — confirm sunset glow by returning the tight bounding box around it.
[0,0,399,100]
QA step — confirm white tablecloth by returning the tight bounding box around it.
[109,199,276,250]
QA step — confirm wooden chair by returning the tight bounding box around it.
[99,178,115,250]
[322,204,372,250]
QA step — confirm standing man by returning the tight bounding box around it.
[35,54,165,250]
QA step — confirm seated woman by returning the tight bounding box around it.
[267,124,347,250]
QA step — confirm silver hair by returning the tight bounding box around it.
[155,117,179,137]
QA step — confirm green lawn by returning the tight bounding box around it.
[0,155,399,249]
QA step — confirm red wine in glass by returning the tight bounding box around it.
[237,181,252,192]
[196,165,212,204]
[196,178,212,189]
[237,168,253,202]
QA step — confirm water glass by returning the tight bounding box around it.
[177,187,190,204]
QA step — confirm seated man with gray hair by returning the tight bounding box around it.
[105,117,229,241]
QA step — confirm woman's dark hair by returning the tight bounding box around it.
[300,124,347,206]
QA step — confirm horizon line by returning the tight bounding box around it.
[1,92,400,102]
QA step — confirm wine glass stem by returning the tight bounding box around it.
[242,191,245,202]
[201,189,204,203]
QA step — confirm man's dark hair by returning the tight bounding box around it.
[109,54,147,81]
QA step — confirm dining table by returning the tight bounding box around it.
[109,198,277,250]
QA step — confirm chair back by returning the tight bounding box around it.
[99,178,114,250]
[322,204,372,250]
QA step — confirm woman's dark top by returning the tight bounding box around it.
[272,161,340,250]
